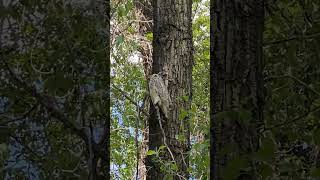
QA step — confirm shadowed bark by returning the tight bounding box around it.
[210,0,264,179]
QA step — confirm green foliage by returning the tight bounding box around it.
[255,136,276,161]
[311,167,320,177]
[259,163,273,180]
[146,32,153,41]
[146,150,156,156]
[313,128,320,145]
[110,0,147,178]
[0,0,108,178]
[261,0,320,178]
[223,156,248,180]
[189,0,210,179]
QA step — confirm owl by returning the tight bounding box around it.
[148,74,170,119]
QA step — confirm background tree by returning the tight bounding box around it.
[211,0,320,179]
[210,0,265,179]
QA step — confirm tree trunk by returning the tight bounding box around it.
[210,0,264,179]
[146,0,193,179]
[87,1,110,179]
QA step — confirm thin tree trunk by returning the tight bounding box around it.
[88,1,110,179]
[210,0,264,179]
[146,0,193,179]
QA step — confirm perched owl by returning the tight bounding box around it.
[149,74,170,119]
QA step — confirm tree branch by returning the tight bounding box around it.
[263,105,320,132]
[263,32,320,47]
[111,83,149,116]
[266,74,320,97]
[0,103,38,126]
[3,60,88,141]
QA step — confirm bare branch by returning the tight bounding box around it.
[0,103,38,126]
[262,106,320,132]
[263,32,320,47]
[111,83,149,116]
[2,60,87,141]
[266,74,320,97]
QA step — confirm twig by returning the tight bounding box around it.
[135,104,140,180]
[263,32,320,47]
[111,83,149,116]
[0,103,38,126]
[110,127,130,132]
[155,107,176,172]
[266,74,320,97]
[29,29,54,75]
[262,106,320,132]
[151,107,186,178]
[2,60,87,142]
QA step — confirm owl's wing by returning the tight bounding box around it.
[149,82,160,105]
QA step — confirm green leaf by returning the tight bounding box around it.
[311,167,320,177]
[44,72,73,94]
[181,95,189,102]
[146,150,156,156]
[146,32,153,41]
[238,109,252,126]
[255,137,276,161]
[117,6,126,17]
[313,128,320,145]
[0,143,8,153]
[159,145,166,150]
[0,128,12,143]
[223,156,248,180]
[171,163,178,171]
[116,35,124,46]
[175,134,185,142]
[313,2,319,13]
[238,109,251,120]
[179,109,189,120]
[125,1,133,11]
[260,163,273,179]
[25,23,34,34]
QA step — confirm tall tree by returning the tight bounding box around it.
[146,0,193,179]
[210,0,264,179]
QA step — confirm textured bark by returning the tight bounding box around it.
[210,0,264,179]
[146,0,193,179]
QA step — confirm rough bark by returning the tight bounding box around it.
[210,0,264,179]
[146,0,193,179]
